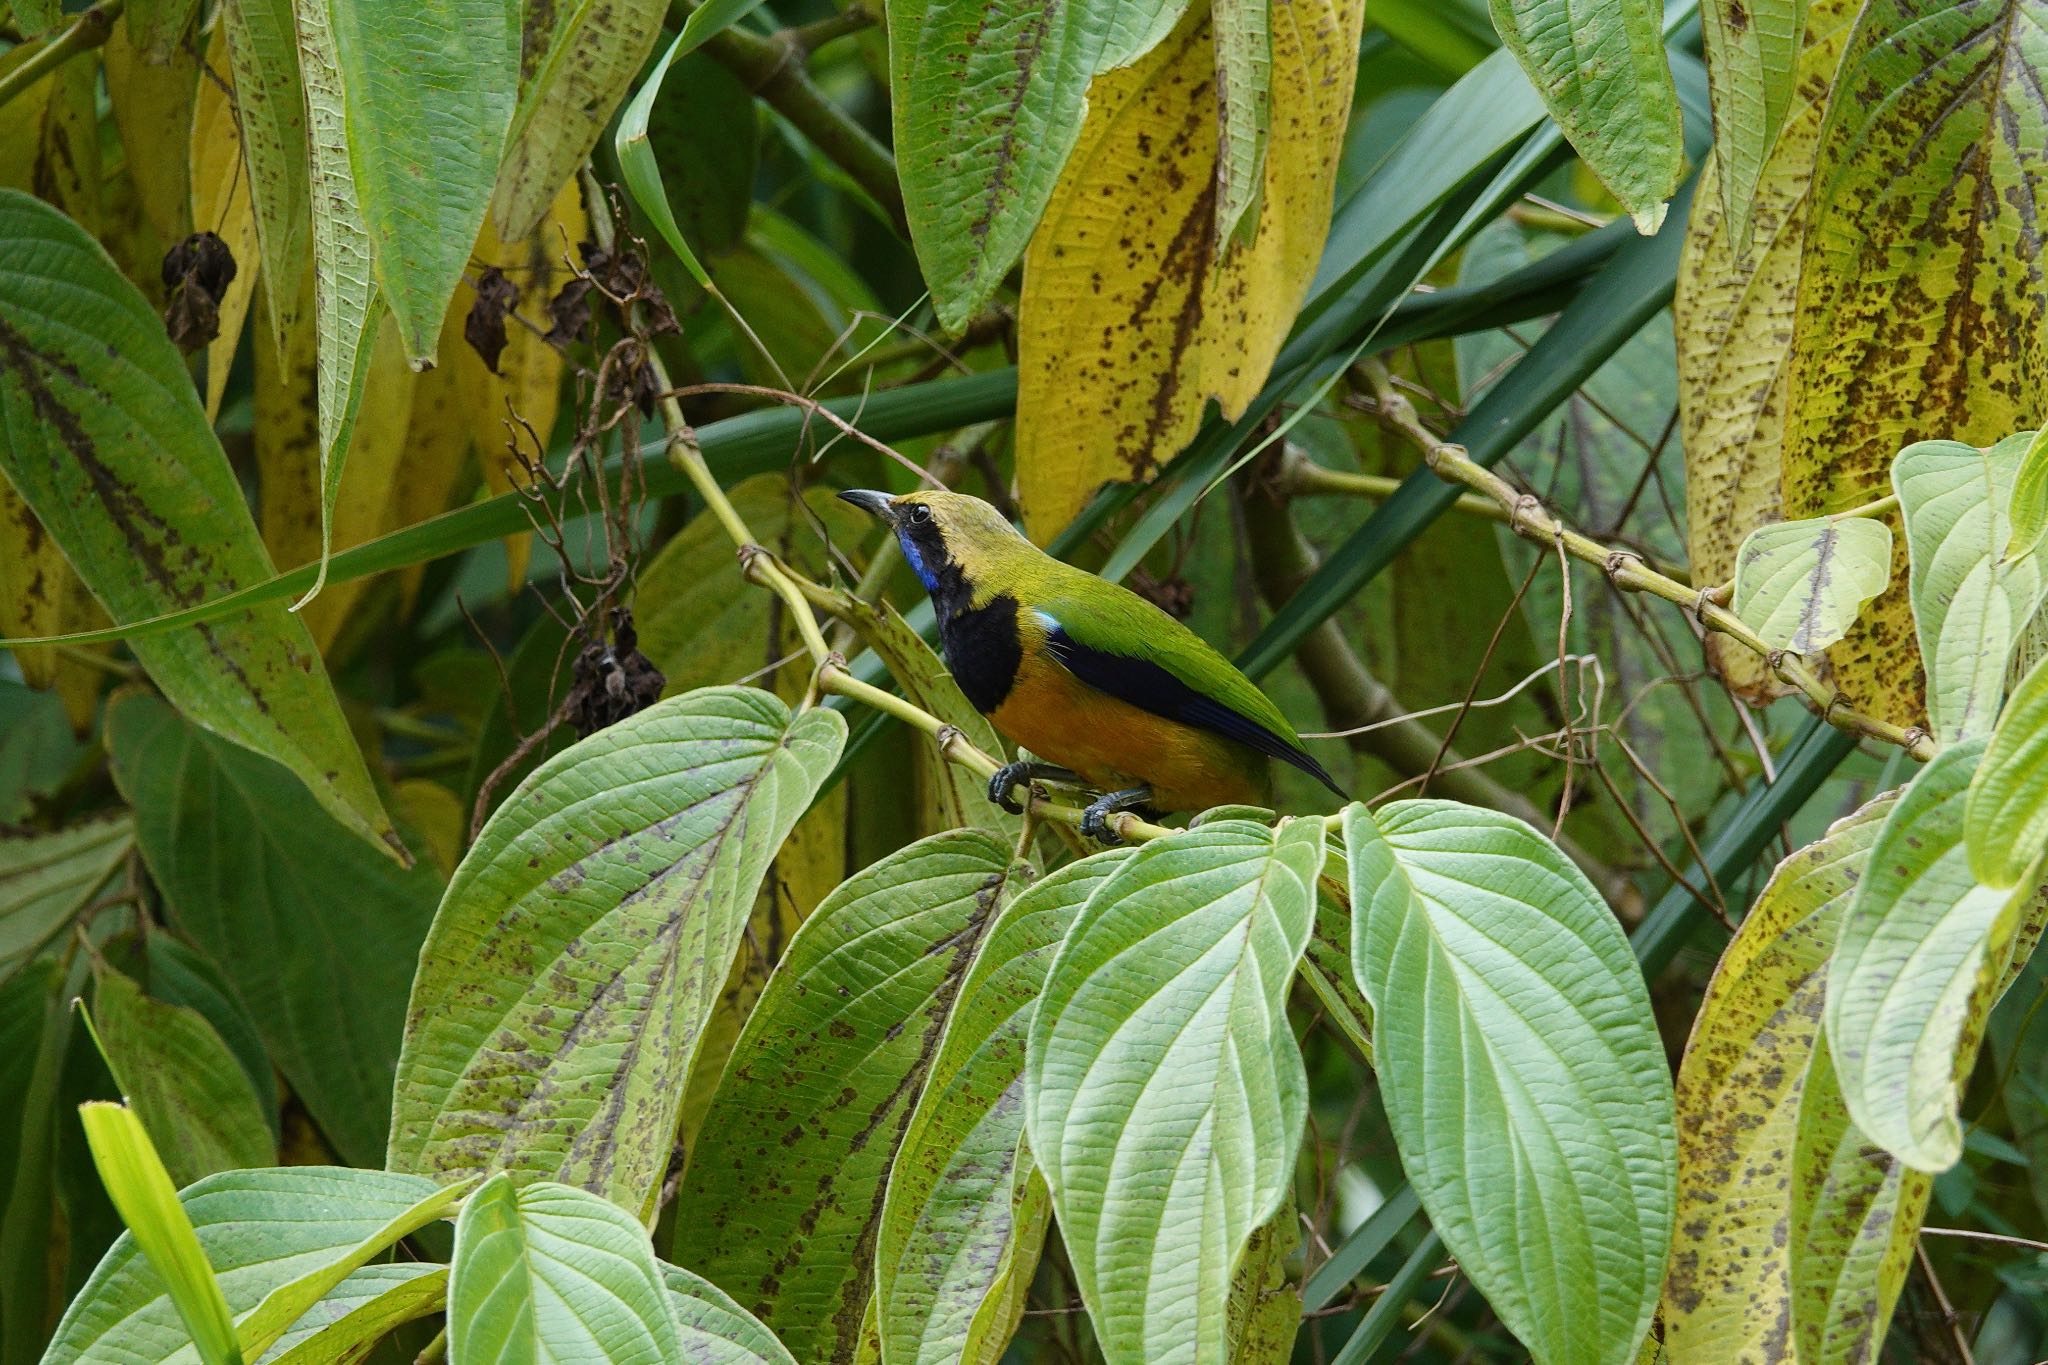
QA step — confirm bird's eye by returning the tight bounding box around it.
[909,504,932,524]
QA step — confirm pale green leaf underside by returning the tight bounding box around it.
[0,189,396,856]
[2007,426,2048,564]
[1969,649,2048,886]
[657,1263,798,1365]
[389,686,844,1212]
[1731,514,1892,653]
[42,1167,445,1365]
[449,1176,681,1365]
[1346,800,1674,1365]
[879,851,1131,1365]
[1026,818,1324,1365]
[1826,740,2014,1170]
[263,1264,447,1365]
[674,829,1023,1365]
[1894,435,2044,742]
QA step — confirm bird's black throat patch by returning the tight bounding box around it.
[901,517,1022,713]
[939,592,1021,713]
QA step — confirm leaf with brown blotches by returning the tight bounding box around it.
[1779,0,2048,728]
[1013,0,1364,542]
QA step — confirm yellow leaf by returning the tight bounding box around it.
[1661,792,1929,1364]
[191,32,261,424]
[393,777,466,878]
[257,272,419,651]
[391,364,481,615]
[1675,0,1857,703]
[1014,0,1364,542]
[0,477,108,732]
[1779,0,2048,728]
[105,14,198,247]
[0,47,101,235]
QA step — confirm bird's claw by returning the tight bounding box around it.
[1079,803,1121,845]
[987,761,1032,815]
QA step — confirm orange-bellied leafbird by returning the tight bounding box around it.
[839,489,1344,840]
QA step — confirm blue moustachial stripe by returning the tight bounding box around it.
[898,527,939,592]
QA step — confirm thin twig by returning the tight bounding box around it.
[1916,1240,1976,1365]
[1357,359,1937,762]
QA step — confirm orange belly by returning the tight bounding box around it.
[988,651,1270,813]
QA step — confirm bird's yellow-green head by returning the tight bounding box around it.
[836,489,1037,605]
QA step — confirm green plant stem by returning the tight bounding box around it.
[1360,360,1937,762]
[0,0,123,112]
[1276,447,1692,583]
[784,4,874,53]
[675,1,907,234]
[1239,478,1637,911]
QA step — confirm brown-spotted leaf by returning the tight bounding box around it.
[0,478,108,732]
[1014,0,1364,541]
[0,189,400,858]
[877,851,1128,1365]
[1675,0,1856,700]
[257,274,419,652]
[387,686,844,1212]
[220,0,311,350]
[491,0,668,241]
[1779,0,2048,727]
[1661,792,1892,1361]
[673,830,1025,1365]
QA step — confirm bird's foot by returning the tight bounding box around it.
[1080,786,1153,845]
[987,761,1082,815]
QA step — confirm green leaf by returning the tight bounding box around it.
[45,1166,451,1365]
[614,0,770,290]
[638,52,759,257]
[1969,649,2048,887]
[2,958,66,1365]
[0,190,399,857]
[1701,0,1806,252]
[74,1103,243,1365]
[449,1175,681,1365]
[141,937,278,1141]
[88,967,275,1187]
[1826,740,2031,1170]
[886,0,1190,331]
[1344,801,1673,1365]
[1660,793,1902,1360]
[492,0,669,241]
[878,851,1130,1365]
[263,1264,447,1365]
[1893,434,2043,742]
[658,1263,799,1365]
[2008,427,2048,565]
[0,816,132,982]
[1788,1036,1931,1364]
[104,693,443,1168]
[390,686,844,1212]
[1025,818,1324,1365]
[674,829,1024,1364]
[1487,0,1683,231]
[324,0,518,363]
[290,0,380,605]
[1730,514,1893,654]
[219,0,312,349]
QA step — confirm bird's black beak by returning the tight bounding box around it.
[837,489,896,522]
